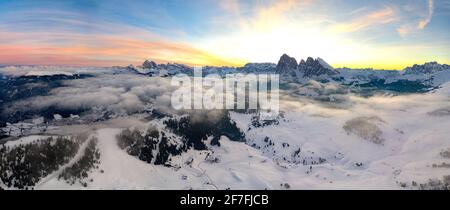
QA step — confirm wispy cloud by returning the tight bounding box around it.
[0,31,244,67]
[216,0,316,31]
[331,6,397,33]
[219,0,241,16]
[418,0,434,29]
[241,0,314,30]
[0,9,244,67]
[397,0,434,37]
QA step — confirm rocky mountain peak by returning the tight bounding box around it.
[142,60,158,69]
[276,54,298,77]
[299,59,306,66]
[305,57,315,65]
[404,61,450,75]
[298,57,337,78]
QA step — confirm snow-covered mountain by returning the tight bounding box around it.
[125,55,450,92]
[403,62,450,75]
[335,63,450,91]
[128,60,194,76]
[273,54,339,82]
[276,54,299,78]
[239,62,276,74]
[299,57,338,78]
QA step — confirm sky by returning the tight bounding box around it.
[0,0,449,69]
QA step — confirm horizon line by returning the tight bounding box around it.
[1,59,447,71]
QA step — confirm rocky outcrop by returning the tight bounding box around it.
[276,54,337,79]
[403,62,450,75]
[276,54,298,77]
[142,60,158,69]
[299,57,337,78]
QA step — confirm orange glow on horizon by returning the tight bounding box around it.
[0,35,247,67]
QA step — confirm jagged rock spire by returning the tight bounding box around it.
[142,60,158,69]
[276,54,298,75]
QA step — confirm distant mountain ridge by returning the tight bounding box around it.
[124,54,450,91]
[403,62,450,75]
[129,54,449,77]
[1,54,449,89]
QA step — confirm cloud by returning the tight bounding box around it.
[331,7,397,33]
[3,74,174,117]
[215,0,316,32]
[418,0,434,29]
[3,71,240,126]
[397,25,413,37]
[0,32,244,67]
[219,0,241,16]
[241,0,313,30]
[397,0,434,37]
[0,9,244,67]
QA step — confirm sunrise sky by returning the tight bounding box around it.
[0,0,449,69]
